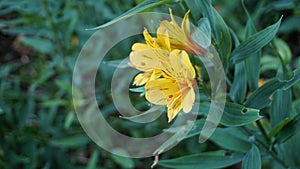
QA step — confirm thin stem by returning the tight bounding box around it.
[256,120,270,144]
[257,139,288,169]
[241,125,288,168]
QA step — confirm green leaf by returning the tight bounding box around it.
[242,145,261,169]
[268,118,291,138]
[245,68,300,109]
[274,113,300,143]
[103,59,128,68]
[88,0,179,30]
[158,151,243,169]
[270,88,292,127]
[64,112,75,129]
[273,38,292,64]
[230,62,247,103]
[0,106,4,115]
[221,102,261,127]
[110,149,135,169]
[41,99,67,107]
[243,0,260,91]
[210,128,251,153]
[277,131,300,168]
[194,0,232,70]
[20,36,55,54]
[231,17,282,63]
[291,99,300,116]
[50,135,90,148]
[120,105,164,123]
[192,18,211,48]
[86,150,99,169]
[129,86,145,93]
[260,54,279,72]
[270,56,292,126]
[153,120,202,155]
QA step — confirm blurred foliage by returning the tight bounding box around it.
[1,0,300,169]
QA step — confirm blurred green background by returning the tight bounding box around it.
[1,0,300,168]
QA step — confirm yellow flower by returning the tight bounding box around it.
[129,29,169,86]
[145,50,197,122]
[129,10,199,122]
[157,9,206,56]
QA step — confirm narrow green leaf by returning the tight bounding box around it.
[103,59,128,68]
[20,36,55,54]
[120,105,164,123]
[0,106,4,115]
[154,120,200,155]
[41,99,67,107]
[86,150,99,169]
[277,131,300,168]
[230,62,247,103]
[242,145,261,169]
[192,18,211,48]
[88,0,179,30]
[270,56,292,127]
[245,68,300,109]
[221,102,261,127]
[273,38,292,64]
[64,112,75,129]
[243,0,260,91]
[261,54,280,73]
[268,118,291,138]
[158,151,243,169]
[50,135,90,148]
[291,99,300,116]
[210,128,251,153]
[194,0,232,70]
[274,113,300,143]
[245,78,282,109]
[231,17,282,63]
[110,149,135,169]
[245,53,260,91]
[129,86,145,93]
[270,89,292,127]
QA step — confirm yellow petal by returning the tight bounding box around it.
[164,50,195,81]
[133,72,151,86]
[145,78,180,105]
[150,69,163,81]
[156,26,171,51]
[131,43,148,50]
[182,88,195,113]
[129,49,159,71]
[143,29,159,48]
[180,50,196,78]
[160,20,186,46]
[181,10,191,36]
[167,93,182,122]
[169,8,179,27]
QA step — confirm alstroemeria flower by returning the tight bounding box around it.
[129,29,169,86]
[157,9,206,56]
[129,10,200,122]
[145,50,197,122]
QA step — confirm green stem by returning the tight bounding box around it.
[257,139,288,169]
[241,125,288,168]
[256,120,270,144]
